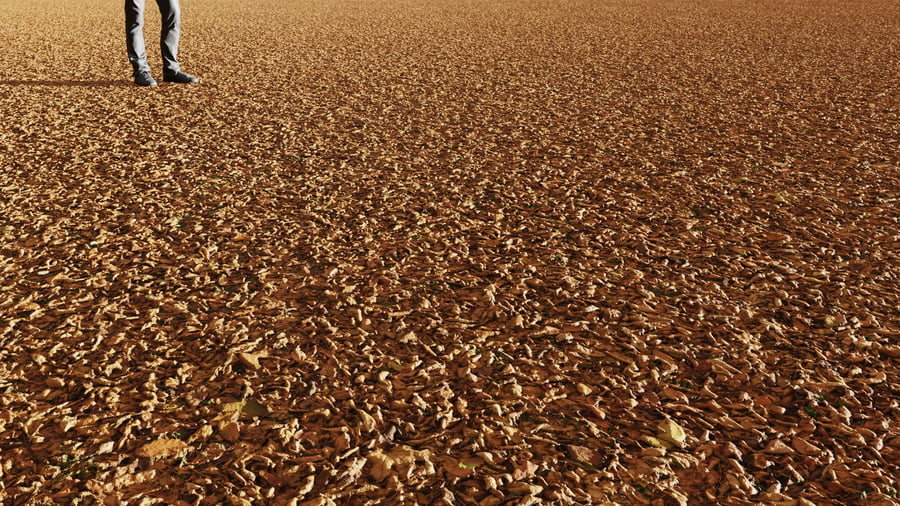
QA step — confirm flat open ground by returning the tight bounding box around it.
[1,0,898,504]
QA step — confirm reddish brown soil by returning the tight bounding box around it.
[1,0,898,504]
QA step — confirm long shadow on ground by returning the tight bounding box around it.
[0,80,131,87]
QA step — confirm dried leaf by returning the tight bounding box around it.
[566,445,596,464]
[135,439,190,459]
[45,377,65,389]
[764,440,794,454]
[220,421,241,442]
[658,419,688,446]
[358,410,377,432]
[791,436,823,455]
[238,351,269,370]
[507,482,543,496]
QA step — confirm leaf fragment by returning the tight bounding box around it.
[658,419,688,446]
[238,351,269,370]
[764,439,794,454]
[135,439,190,459]
[220,421,241,442]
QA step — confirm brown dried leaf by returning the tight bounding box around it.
[238,351,269,370]
[219,421,241,442]
[791,436,823,455]
[658,419,688,446]
[566,445,596,464]
[764,440,794,454]
[135,439,190,459]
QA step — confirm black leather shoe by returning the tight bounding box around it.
[163,71,199,84]
[134,70,158,87]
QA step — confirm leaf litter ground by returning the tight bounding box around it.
[0,0,898,504]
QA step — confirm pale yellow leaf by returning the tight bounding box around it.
[135,439,190,459]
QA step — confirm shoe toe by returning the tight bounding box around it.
[164,72,199,84]
[134,73,158,86]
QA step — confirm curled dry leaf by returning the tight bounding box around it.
[295,474,316,496]
[791,436,823,455]
[238,351,269,371]
[358,409,377,432]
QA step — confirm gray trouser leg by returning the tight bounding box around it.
[125,0,181,74]
[157,0,181,74]
[125,0,148,73]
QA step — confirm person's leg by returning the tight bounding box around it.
[156,0,181,75]
[125,0,149,74]
[156,0,197,82]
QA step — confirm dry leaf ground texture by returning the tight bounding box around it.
[0,0,898,504]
